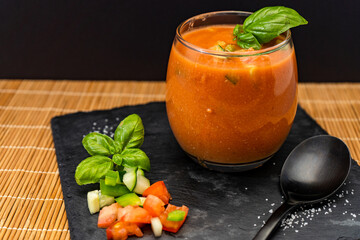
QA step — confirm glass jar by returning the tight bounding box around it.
[166,11,298,172]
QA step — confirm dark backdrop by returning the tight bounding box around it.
[0,0,359,82]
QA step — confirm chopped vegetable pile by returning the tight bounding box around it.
[74,114,189,239]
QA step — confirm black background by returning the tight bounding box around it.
[0,0,359,82]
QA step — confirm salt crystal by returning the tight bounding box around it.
[269,209,273,213]
[295,230,299,233]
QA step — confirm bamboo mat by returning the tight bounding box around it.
[0,80,359,240]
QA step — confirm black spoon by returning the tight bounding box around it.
[253,135,351,240]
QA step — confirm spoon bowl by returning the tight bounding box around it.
[254,135,351,240]
[281,135,351,204]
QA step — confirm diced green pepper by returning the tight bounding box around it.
[105,171,121,186]
[167,210,186,221]
[225,75,239,85]
[115,193,141,207]
[100,179,130,197]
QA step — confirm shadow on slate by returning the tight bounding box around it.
[51,102,360,240]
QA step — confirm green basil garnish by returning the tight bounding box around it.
[114,114,145,150]
[236,32,261,50]
[234,6,308,49]
[75,114,151,188]
[82,132,117,156]
[120,148,150,172]
[75,156,113,185]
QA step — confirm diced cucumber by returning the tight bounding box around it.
[167,210,186,221]
[87,190,100,214]
[151,217,163,237]
[123,168,137,191]
[139,197,147,207]
[225,44,236,52]
[118,170,126,182]
[115,193,141,207]
[123,167,137,173]
[105,171,121,186]
[100,179,130,197]
[133,175,150,195]
[137,168,145,176]
[99,190,115,208]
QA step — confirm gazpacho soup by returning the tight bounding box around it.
[166,11,298,170]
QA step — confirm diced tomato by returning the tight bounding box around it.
[143,194,165,217]
[117,205,152,224]
[142,181,171,204]
[106,221,143,240]
[98,203,121,228]
[159,204,189,233]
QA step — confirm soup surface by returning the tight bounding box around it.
[166,25,298,164]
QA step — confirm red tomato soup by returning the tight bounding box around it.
[166,25,298,165]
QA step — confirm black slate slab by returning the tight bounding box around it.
[51,102,360,240]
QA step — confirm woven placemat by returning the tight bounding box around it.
[51,102,360,240]
[1,80,360,240]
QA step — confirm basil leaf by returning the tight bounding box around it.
[243,6,308,44]
[236,32,261,50]
[120,148,150,172]
[114,114,144,150]
[112,153,123,166]
[233,24,243,36]
[75,156,113,185]
[82,132,116,156]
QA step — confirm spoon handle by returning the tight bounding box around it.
[253,201,296,240]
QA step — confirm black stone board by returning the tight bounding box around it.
[51,102,360,240]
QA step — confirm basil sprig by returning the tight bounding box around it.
[75,114,150,185]
[233,6,308,50]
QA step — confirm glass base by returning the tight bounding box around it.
[186,153,273,172]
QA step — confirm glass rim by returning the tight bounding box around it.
[175,10,292,57]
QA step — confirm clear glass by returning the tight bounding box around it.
[166,11,298,172]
